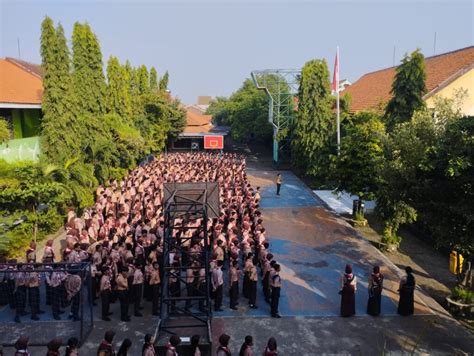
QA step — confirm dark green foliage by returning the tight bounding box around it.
[293,59,334,178]
[71,22,106,116]
[335,111,385,208]
[421,115,474,256]
[40,18,77,162]
[150,67,158,91]
[384,49,427,131]
[206,97,230,125]
[206,79,272,143]
[3,17,186,259]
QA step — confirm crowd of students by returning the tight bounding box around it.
[0,152,283,325]
[7,331,279,356]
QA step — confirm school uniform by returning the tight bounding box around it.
[149,268,161,315]
[116,274,130,321]
[212,267,224,311]
[100,274,112,320]
[270,272,281,317]
[132,268,144,316]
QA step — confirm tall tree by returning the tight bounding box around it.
[384,49,427,131]
[106,56,132,119]
[335,111,385,218]
[71,22,106,116]
[292,59,334,176]
[159,71,169,92]
[149,67,158,91]
[40,18,77,162]
[136,65,150,95]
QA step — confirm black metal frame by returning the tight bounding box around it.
[0,262,93,346]
[159,183,218,342]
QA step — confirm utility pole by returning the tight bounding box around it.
[17,38,21,59]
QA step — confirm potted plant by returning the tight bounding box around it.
[446,286,474,318]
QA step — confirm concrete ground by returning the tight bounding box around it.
[210,168,474,355]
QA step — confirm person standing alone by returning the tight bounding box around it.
[275,174,282,196]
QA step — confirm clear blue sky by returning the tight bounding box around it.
[1,0,473,104]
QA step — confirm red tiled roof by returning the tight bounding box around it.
[343,46,474,113]
[183,111,213,133]
[0,58,43,105]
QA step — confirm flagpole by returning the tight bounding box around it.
[336,46,341,155]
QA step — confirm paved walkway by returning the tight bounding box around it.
[212,167,474,355]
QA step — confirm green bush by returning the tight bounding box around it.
[452,287,474,304]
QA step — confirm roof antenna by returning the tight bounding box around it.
[392,45,396,66]
[17,37,21,59]
[433,32,437,55]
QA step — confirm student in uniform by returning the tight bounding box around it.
[149,262,161,316]
[212,260,224,312]
[100,266,112,321]
[216,334,231,356]
[229,260,240,310]
[142,334,156,356]
[47,265,66,320]
[239,335,253,356]
[14,265,27,323]
[27,266,41,321]
[132,264,144,317]
[270,263,281,318]
[275,174,282,196]
[262,253,273,304]
[116,267,130,321]
[97,330,116,356]
[248,260,258,309]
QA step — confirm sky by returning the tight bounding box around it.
[1,0,473,104]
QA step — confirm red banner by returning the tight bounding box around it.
[204,135,224,149]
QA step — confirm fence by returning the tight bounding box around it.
[0,262,93,346]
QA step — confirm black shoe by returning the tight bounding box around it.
[53,315,61,320]
[230,306,238,310]
[215,308,224,312]
[59,310,65,314]
[14,316,20,323]
[152,312,160,316]
[272,313,281,318]
[121,317,131,322]
[249,305,258,309]
[31,315,39,321]
[134,313,143,317]
[107,312,113,316]
[102,316,111,321]
[20,311,28,316]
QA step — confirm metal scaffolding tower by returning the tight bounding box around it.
[158,182,219,349]
[251,69,301,165]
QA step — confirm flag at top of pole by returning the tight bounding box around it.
[333,47,341,153]
[332,48,339,94]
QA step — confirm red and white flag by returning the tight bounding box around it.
[332,48,339,94]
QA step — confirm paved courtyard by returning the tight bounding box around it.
[211,168,474,355]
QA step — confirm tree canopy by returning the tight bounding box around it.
[384,49,427,131]
[292,59,334,178]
